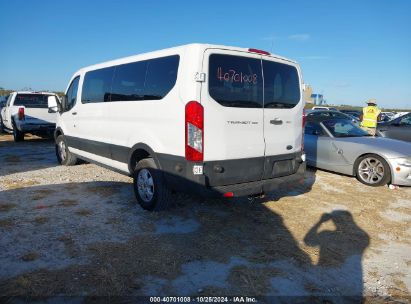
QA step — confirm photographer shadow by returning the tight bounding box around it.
[304,210,370,297]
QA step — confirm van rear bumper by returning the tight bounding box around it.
[208,163,306,197]
[157,153,306,197]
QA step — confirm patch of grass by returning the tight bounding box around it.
[87,185,122,197]
[228,265,275,294]
[388,279,409,298]
[58,199,78,207]
[138,221,156,232]
[3,179,40,190]
[33,217,49,225]
[32,189,55,201]
[0,218,15,228]
[0,203,17,212]
[4,155,21,163]
[57,234,79,258]
[304,282,321,293]
[75,208,93,216]
[21,251,39,262]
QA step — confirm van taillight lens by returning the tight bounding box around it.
[302,109,306,151]
[185,101,204,161]
[18,107,25,120]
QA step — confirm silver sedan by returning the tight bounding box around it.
[304,117,411,186]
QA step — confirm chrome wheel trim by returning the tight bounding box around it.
[137,169,155,202]
[358,157,385,184]
[58,140,67,161]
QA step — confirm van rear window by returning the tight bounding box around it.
[208,54,300,108]
[263,60,300,108]
[13,94,49,108]
[208,54,263,108]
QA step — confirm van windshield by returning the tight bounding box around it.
[208,54,300,108]
[13,94,49,108]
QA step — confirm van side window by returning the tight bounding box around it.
[263,60,300,109]
[82,67,115,103]
[208,54,263,108]
[144,55,179,100]
[111,61,147,101]
[66,76,80,111]
[111,55,179,102]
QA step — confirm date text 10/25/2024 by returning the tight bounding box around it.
[150,296,258,303]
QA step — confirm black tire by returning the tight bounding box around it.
[355,154,391,187]
[133,158,172,211]
[55,135,78,166]
[0,117,4,134]
[12,122,24,142]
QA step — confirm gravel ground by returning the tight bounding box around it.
[0,134,410,302]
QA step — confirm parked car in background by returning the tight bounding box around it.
[0,96,8,112]
[380,111,396,122]
[304,116,411,187]
[306,110,360,125]
[312,106,338,111]
[376,112,411,143]
[340,109,362,120]
[391,112,409,120]
[0,91,59,141]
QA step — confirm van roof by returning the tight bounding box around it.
[76,43,298,74]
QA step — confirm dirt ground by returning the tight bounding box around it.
[0,134,410,302]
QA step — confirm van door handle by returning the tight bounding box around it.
[72,112,77,115]
[270,119,283,125]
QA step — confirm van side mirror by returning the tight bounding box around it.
[48,96,60,113]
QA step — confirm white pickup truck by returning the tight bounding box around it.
[0,91,59,142]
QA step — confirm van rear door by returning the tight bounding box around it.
[201,50,265,186]
[261,58,303,179]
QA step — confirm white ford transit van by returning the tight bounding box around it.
[51,44,306,211]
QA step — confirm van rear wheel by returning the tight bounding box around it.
[133,158,172,211]
[56,135,78,166]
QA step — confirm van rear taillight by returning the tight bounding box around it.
[185,101,204,161]
[18,107,25,120]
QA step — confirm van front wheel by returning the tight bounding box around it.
[133,158,172,211]
[56,135,78,166]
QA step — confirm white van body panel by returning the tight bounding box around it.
[70,147,129,174]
